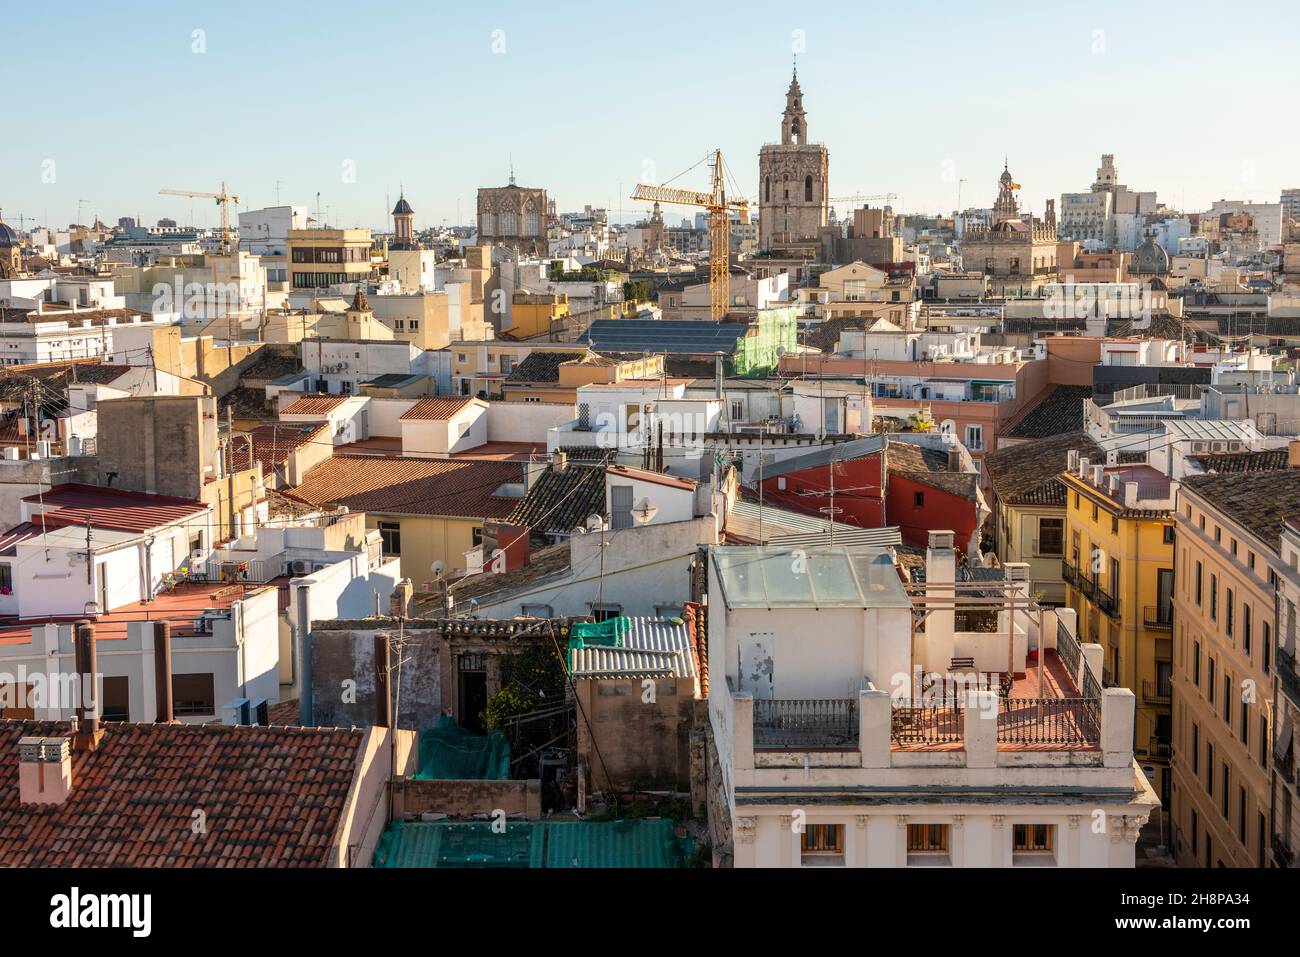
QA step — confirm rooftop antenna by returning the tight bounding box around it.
[509,156,516,187]
[274,180,283,205]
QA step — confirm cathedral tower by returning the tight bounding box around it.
[758,67,829,253]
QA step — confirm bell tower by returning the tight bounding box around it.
[781,65,807,146]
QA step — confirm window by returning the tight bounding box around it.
[590,604,623,622]
[378,521,401,557]
[1242,605,1251,656]
[914,491,925,508]
[1193,640,1201,686]
[1206,742,1215,795]
[1013,824,1055,858]
[1240,701,1249,745]
[804,175,813,202]
[1223,673,1232,724]
[1037,518,1063,556]
[1190,808,1199,856]
[172,673,216,717]
[730,400,743,421]
[472,527,484,547]
[1226,589,1234,636]
[906,824,950,865]
[1221,764,1230,819]
[964,425,983,451]
[800,824,844,866]
[101,676,130,721]
[1195,561,1203,606]
[1210,574,1218,620]
[521,603,553,618]
[1163,525,1175,545]
[1191,722,1200,773]
[1208,658,1216,704]
[0,563,10,591]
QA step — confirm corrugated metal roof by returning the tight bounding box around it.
[569,616,697,680]
[726,499,903,548]
[1161,418,1257,441]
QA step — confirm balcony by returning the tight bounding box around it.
[1142,680,1171,706]
[1061,561,1080,588]
[1093,585,1119,620]
[1279,647,1300,705]
[753,698,859,749]
[1144,606,1172,632]
[1273,833,1295,868]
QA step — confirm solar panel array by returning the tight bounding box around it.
[579,319,747,355]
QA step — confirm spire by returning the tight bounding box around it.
[781,66,807,146]
[508,155,516,187]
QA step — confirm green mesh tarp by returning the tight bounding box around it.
[373,821,543,868]
[566,617,629,663]
[372,819,689,868]
[412,715,510,781]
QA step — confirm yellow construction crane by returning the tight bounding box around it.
[631,150,748,322]
[159,181,241,253]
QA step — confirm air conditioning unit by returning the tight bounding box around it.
[286,559,311,576]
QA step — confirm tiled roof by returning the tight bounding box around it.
[804,316,866,354]
[886,441,979,502]
[0,362,130,401]
[506,351,585,384]
[1006,385,1093,439]
[985,432,1103,506]
[399,396,475,421]
[508,460,609,536]
[0,720,364,867]
[238,352,304,383]
[426,541,573,610]
[1189,449,1291,474]
[1182,469,1300,549]
[280,393,350,416]
[289,456,521,519]
[218,386,273,421]
[229,421,331,474]
[19,484,207,532]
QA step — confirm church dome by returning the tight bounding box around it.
[1132,234,1169,275]
[0,221,18,248]
[392,196,413,216]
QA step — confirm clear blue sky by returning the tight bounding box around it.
[3,0,1298,232]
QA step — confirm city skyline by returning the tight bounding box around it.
[3,0,1299,232]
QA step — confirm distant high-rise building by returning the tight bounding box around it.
[1280,188,1300,223]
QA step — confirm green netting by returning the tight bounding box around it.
[566,617,629,665]
[412,715,510,780]
[372,819,689,868]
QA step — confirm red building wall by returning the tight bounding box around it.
[886,474,978,550]
[757,454,885,527]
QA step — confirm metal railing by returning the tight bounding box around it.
[997,697,1100,747]
[753,698,859,748]
[1094,585,1119,619]
[1142,680,1171,705]
[1061,561,1080,587]
[1083,658,1103,699]
[1144,606,1173,631]
[891,698,964,747]
[1056,617,1081,680]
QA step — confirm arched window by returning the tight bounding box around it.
[524,201,539,236]
[765,176,770,203]
[804,175,813,202]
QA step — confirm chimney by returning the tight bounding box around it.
[1289,438,1300,468]
[924,531,957,671]
[1067,449,1079,472]
[374,632,392,729]
[18,736,73,806]
[73,620,102,752]
[1091,464,1105,487]
[389,578,414,618]
[1078,456,1090,478]
[552,450,568,473]
[154,621,174,722]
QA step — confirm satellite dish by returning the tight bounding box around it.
[631,498,659,525]
[431,560,445,579]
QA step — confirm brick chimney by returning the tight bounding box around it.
[1289,438,1300,469]
[73,620,103,752]
[154,621,174,723]
[18,736,73,805]
[389,578,414,618]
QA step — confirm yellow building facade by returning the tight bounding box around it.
[1061,463,1175,804]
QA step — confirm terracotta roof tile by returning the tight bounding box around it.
[18,484,208,533]
[280,394,351,416]
[399,396,476,421]
[985,432,1103,506]
[288,456,521,519]
[0,720,363,867]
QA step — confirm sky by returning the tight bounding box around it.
[3,0,1299,233]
